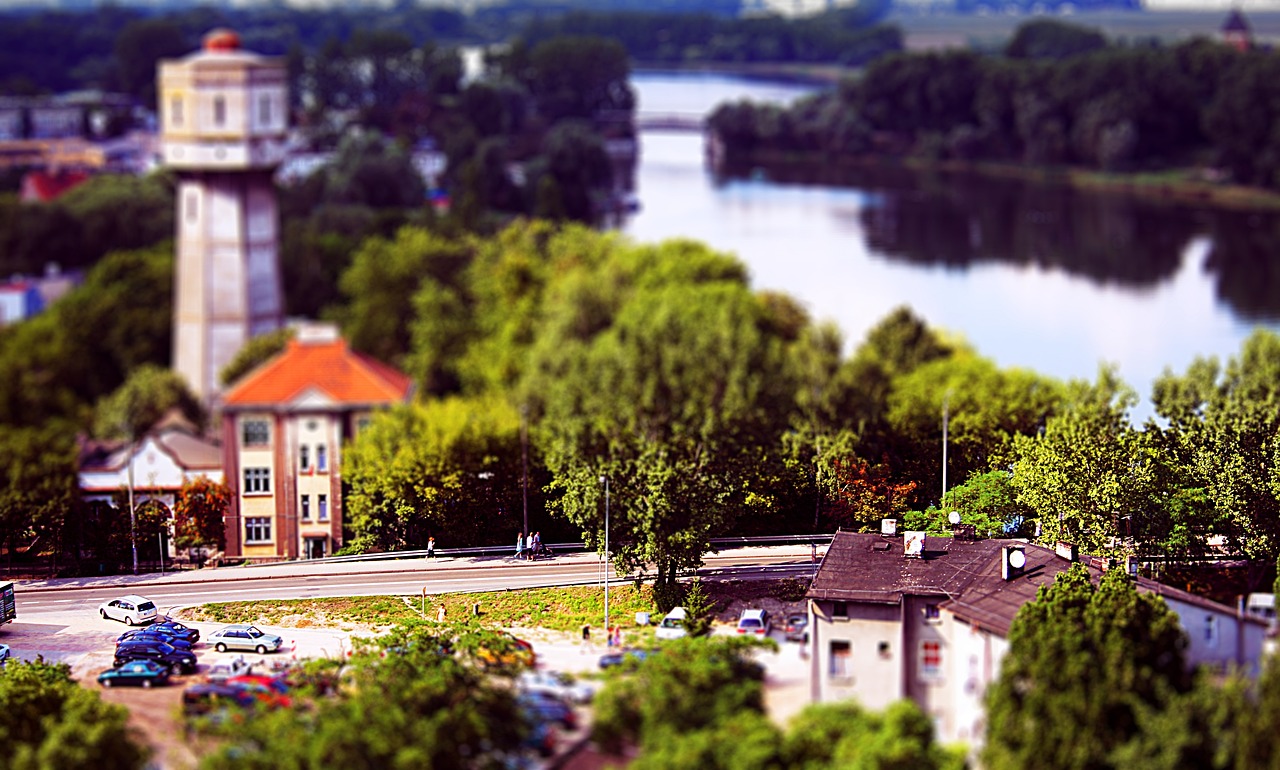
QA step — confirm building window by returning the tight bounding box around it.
[830,641,852,678]
[832,601,848,620]
[923,603,941,623]
[171,97,183,127]
[245,517,272,543]
[1205,615,1218,648]
[878,641,892,660]
[243,467,271,494]
[318,494,328,522]
[258,94,271,126]
[301,494,311,521]
[213,95,226,126]
[921,641,943,679]
[242,419,269,447]
[185,192,197,222]
[300,445,310,472]
[317,444,327,472]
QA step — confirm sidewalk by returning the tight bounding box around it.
[13,545,819,594]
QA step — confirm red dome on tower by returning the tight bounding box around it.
[203,29,241,52]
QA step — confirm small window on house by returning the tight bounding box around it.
[316,444,327,472]
[318,494,328,522]
[245,517,272,543]
[213,95,226,126]
[923,603,941,623]
[300,494,310,521]
[242,419,269,447]
[258,94,271,126]
[832,601,848,620]
[878,641,892,660]
[300,445,310,472]
[830,641,852,678]
[1205,615,1218,648]
[171,96,183,127]
[243,467,271,494]
[185,192,198,222]
[921,641,943,679]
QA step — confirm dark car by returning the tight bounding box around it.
[118,628,194,651]
[97,659,171,688]
[783,613,809,643]
[114,639,198,674]
[518,692,577,731]
[598,647,657,670]
[153,618,201,644]
[182,682,259,715]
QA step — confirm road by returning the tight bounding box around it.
[4,546,819,665]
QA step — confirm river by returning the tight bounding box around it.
[621,70,1280,423]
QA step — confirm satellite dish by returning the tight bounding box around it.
[948,511,961,525]
[1008,549,1026,569]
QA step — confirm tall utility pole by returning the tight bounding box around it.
[599,475,609,635]
[127,446,138,575]
[941,391,950,508]
[521,404,529,540]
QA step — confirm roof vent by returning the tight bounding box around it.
[1002,545,1026,580]
[904,531,925,558]
[880,518,897,537]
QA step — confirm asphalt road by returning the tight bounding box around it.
[3,547,819,666]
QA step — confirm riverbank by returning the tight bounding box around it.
[725,149,1280,212]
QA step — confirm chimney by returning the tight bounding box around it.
[1001,545,1026,580]
[1054,541,1077,562]
[880,518,897,537]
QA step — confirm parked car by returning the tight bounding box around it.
[655,607,688,641]
[205,656,253,683]
[476,631,535,668]
[152,618,201,644]
[118,628,194,650]
[598,647,657,670]
[783,613,809,643]
[97,659,171,688]
[517,670,597,704]
[207,624,283,654]
[223,675,292,708]
[182,682,259,715]
[0,642,9,665]
[98,595,158,626]
[114,639,198,674]
[736,608,771,637]
[518,691,577,731]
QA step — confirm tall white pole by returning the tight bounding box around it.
[941,393,949,509]
[128,443,138,575]
[600,475,609,636]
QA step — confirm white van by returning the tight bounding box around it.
[655,607,688,640]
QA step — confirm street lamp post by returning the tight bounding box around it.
[599,475,609,637]
[127,446,138,575]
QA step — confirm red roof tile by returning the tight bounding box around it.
[20,170,90,203]
[222,337,413,408]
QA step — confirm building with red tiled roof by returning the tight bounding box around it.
[19,169,90,202]
[219,325,413,560]
[806,530,1266,750]
[1222,8,1253,52]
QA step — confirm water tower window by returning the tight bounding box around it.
[213,96,226,127]
[258,94,271,127]
[185,192,197,223]
[171,97,184,127]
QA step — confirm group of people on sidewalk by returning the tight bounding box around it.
[515,531,550,561]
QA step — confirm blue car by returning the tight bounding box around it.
[598,647,657,670]
[98,659,171,688]
[118,628,194,650]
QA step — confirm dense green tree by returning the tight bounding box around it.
[1005,19,1108,61]
[0,423,79,573]
[1009,367,1145,552]
[0,657,147,770]
[59,173,174,260]
[322,131,426,209]
[984,564,1190,770]
[92,364,202,441]
[518,36,633,124]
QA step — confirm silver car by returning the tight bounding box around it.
[207,624,284,654]
[98,595,159,626]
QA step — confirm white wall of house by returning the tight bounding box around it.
[1164,595,1266,677]
[810,599,903,710]
[80,435,222,496]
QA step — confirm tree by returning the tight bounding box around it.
[0,657,148,770]
[520,36,633,124]
[983,564,1190,770]
[784,699,964,770]
[0,423,79,573]
[92,364,203,441]
[1005,19,1109,61]
[321,131,426,209]
[1009,366,1145,553]
[173,476,229,552]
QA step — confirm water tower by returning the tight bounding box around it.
[158,29,288,401]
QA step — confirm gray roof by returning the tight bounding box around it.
[808,531,1261,637]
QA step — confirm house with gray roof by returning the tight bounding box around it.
[806,530,1267,748]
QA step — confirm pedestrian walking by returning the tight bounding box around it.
[437,604,446,623]
[426,536,436,559]
[515,532,525,560]
[530,531,540,561]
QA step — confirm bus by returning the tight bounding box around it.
[1,582,14,626]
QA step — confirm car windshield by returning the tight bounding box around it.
[138,601,155,611]
[660,618,682,628]
[157,642,176,654]
[247,627,262,638]
[740,619,761,628]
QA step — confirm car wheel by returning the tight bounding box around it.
[102,678,113,688]
[125,616,134,626]
[255,645,266,655]
[100,609,108,619]
[142,679,152,689]
[215,643,227,653]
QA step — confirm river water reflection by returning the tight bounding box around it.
[623,71,1280,419]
